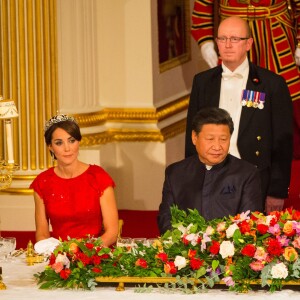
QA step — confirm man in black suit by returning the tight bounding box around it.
[158,107,262,235]
[185,16,293,214]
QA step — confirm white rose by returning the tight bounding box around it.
[219,241,235,259]
[174,255,187,270]
[186,233,200,246]
[271,262,288,279]
[205,226,215,236]
[55,252,70,268]
[226,223,239,238]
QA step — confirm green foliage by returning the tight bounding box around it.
[35,206,300,293]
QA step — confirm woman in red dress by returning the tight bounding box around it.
[30,115,119,246]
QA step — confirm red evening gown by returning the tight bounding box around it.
[30,165,115,240]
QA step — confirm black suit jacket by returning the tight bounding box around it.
[185,62,293,200]
[157,155,263,234]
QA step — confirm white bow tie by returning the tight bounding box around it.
[222,72,243,80]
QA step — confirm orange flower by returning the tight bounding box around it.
[135,258,148,268]
[283,221,296,237]
[69,242,79,253]
[51,262,64,273]
[188,249,197,259]
[283,246,298,262]
[164,261,177,274]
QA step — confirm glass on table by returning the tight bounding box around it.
[0,237,11,261]
[5,237,17,261]
[145,238,159,247]
[131,238,147,247]
[116,237,132,250]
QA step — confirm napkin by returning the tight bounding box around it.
[34,237,61,255]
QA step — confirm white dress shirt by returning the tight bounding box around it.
[219,58,249,158]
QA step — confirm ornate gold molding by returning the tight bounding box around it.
[1,96,189,194]
[80,118,187,146]
[73,95,189,127]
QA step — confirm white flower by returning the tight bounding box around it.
[201,233,211,251]
[205,226,215,235]
[271,262,288,279]
[217,222,226,233]
[174,255,187,270]
[178,223,193,235]
[265,215,276,226]
[185,233,200,246]
[226,223,239,238]
[232,210,250,224]
[219,241,235,259]
[55,252,70,268]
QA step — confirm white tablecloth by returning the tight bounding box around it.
[0,256,300,300]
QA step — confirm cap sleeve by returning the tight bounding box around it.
[87,165,115,196]
[29,168,55,199]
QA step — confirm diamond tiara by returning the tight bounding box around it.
[44,114,78,132]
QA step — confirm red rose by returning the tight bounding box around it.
[75,252,91,266]
[59,268,71,280]
[256,224,269,235]
[266,238,282,256]
[95,246,103,253]
[164,261,177,274]
[99,254,110,259]
[250,212,260,221]
[135,258,148,268]
[190,257,204,270]
[269,217,277,227]
[91,255,102,265]
[188,249,197,259]
[209,240,220,255]
[48,253,56,265]
[156,252,168,262]
[182,235,189,245]
[292,210,300,221]
[92,267,102,273]
[238,220,251,234]
[241,244,256,257]
[85,242,94,250]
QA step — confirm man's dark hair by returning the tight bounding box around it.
[191,107,234,135]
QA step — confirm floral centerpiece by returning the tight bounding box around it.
[35,206,300,292]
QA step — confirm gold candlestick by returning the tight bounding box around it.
[0,267,6,290]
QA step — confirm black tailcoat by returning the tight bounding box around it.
[185,63,293,200]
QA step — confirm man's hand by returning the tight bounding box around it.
[200,41,218,68]
[265,196,285,214]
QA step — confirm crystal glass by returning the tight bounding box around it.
[145,238,159,247]
[116,237,132,251]
[0,237,11,261]
[132,238,147,247]
[5,237,17,260]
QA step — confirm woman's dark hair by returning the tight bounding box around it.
[44,117,82,160]
[44,120,82,146]
[191,107,234,135]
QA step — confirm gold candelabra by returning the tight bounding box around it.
[0,96,19,190]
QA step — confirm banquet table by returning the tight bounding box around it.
[1,256,300,300]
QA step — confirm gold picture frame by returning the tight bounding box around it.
[158,0,191,72]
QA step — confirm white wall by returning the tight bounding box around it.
[0,0,202,232]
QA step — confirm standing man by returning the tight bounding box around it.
[191,0,300,159]
[158,107,262,235]
[185,16,293,214]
